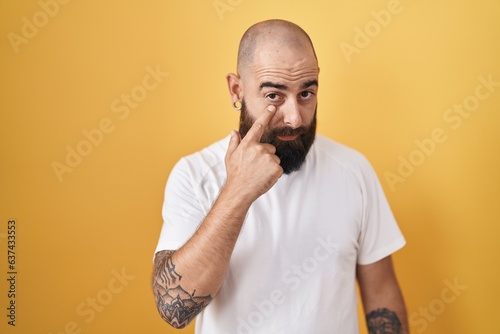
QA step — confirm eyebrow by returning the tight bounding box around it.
[259,79,318,91]
[260,82,288,90]
[301,80,318,89]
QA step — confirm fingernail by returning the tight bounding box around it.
[267,105,276,112]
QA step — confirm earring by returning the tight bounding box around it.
[233,101,242,110]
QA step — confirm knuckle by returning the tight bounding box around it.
[239,141,253,151]
[254,122,263,129]
[275,164,284,175]
[252,123,263,133]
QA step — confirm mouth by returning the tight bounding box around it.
[276,135,299,141]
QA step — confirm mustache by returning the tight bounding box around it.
[271,126,306,137]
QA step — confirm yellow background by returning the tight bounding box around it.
[1,0,499,333]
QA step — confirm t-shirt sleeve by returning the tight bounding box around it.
[356,157,406,265]
[154,158,205,255]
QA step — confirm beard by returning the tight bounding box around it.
[238,99,317,174]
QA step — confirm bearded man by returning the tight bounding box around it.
[152,19,409,334]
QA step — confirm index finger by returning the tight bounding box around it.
[244,105,277,142]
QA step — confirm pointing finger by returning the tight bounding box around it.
[226,130,240,155]
[244,105,277,142]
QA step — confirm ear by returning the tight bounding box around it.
[226,73,244,105]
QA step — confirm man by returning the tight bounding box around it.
[152,19,409,333]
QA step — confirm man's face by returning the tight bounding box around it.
[238,42,319,174]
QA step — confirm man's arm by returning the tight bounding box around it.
[151,106,282,328]
[152,249,212,328]
[357,256,409,334]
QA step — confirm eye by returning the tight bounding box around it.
[266,93,282,101]
[299,91,314,99]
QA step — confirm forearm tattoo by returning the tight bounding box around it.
[366,308,403,334]
[152,250,212,328]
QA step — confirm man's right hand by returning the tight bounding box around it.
[224,105,283,204]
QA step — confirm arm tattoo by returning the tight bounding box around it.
[366,308,402,334]
[152,250,212,328]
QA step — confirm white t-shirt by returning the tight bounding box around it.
[155,134,406,334]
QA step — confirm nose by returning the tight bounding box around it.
[280,99,302,129]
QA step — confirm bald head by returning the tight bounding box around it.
[237,19,317,76]
[226,19,319,140]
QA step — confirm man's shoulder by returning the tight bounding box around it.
[173,136,229,180]
[185,136,229,162]
[309,134,379,189]
[313,134,369,169]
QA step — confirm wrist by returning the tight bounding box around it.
[216,182,254,217]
